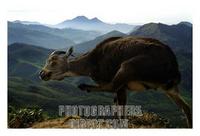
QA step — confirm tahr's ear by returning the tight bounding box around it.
[64,46,73,58]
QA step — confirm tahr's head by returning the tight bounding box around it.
[39,47,73,81]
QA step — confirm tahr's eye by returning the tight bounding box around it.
[51,56,58,60]
[50,61,57,67]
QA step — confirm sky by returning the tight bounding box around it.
[6,0,193,25]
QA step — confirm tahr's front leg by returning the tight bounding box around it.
[78,84,93,92]
[78,83,114,93]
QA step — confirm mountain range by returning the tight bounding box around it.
[72,22,192,53]
[12,20,41,25]
[8,16,139,49]
[56,16,136,33]
[130,22,192,52]
[8,21,102,49]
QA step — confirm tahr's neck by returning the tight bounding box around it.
[68,54,92,76]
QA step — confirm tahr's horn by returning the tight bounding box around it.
[50,51,66,56]
[64,47,74,58]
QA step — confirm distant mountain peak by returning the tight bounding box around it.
[71,16,103,23]
[56,16,136,33]
[72,16,89,21]
[144,22,164,26]
[178,21,192,27]
[13,20,21,23]
[137,23,161,31]
[91,17,98,20]
[13,20,40,25]
[91,17,102,23]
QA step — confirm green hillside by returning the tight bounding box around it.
[74,30,127,53]
[130,23,192,52]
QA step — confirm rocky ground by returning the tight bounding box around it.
[32,112,170,128]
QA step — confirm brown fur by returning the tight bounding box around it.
[86,37,180,87]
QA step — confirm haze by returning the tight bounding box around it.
[7,0,192,25]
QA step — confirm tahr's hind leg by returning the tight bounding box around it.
[116,88,127,119]
[165,86,192,128]
[113,87,127,119]
[78,59,132,93]
[116,88,127,105]
[111,63,130,119]
[113,88,127,105]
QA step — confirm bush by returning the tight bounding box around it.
[8,105,45,128]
